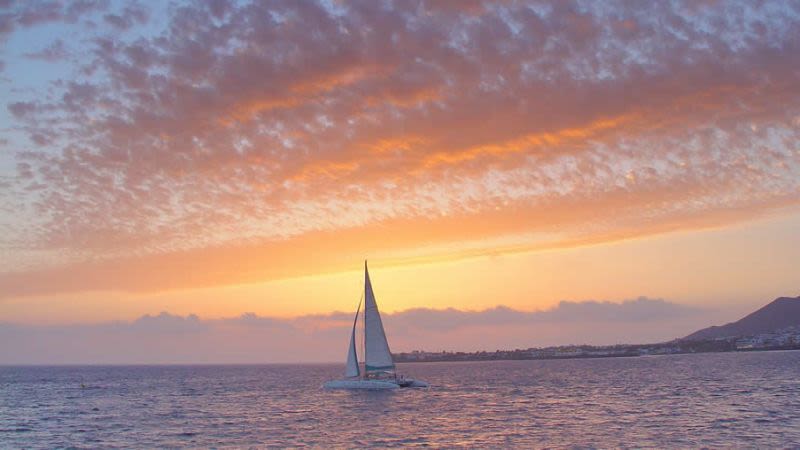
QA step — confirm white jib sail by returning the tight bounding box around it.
[345,299,361,378]
[363,262,395,372]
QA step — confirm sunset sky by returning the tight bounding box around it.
[1,0,799,363]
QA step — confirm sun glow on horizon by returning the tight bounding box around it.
[0,0,799,350]
[1,209,797,326]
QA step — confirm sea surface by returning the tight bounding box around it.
[1,351,799,448]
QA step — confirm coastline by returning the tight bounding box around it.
[394,343,800,364]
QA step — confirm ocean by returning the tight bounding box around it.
[1,351,799,448]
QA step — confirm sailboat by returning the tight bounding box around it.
[323,261,429,389]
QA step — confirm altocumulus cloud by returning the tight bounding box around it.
[0,0,798,294]
[0,298,724,364]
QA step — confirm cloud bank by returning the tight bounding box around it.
[0,297,725,364]
[1,0,799,295]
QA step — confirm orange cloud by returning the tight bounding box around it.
[2,0,800,304]
[420,114,633,169]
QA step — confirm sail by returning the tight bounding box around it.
[345,299,361,378]
[363,262,395,372]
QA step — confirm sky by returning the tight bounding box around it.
[1,0,799,363]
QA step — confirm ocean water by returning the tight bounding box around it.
[1,351,799,448]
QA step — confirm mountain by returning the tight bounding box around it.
[684,296,800,341]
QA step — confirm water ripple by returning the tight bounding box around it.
[1,351,800,447]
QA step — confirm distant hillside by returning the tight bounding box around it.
[684,296,800,341]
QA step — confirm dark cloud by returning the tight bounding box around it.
[0,297,723,363]
[540,297,697,322]
[130,311,207,333]
[7,101,37,118]
[385,297,698,331]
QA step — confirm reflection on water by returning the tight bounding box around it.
[2,351,800,447]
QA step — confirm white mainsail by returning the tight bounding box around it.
[344,299,361,378]
[363,262,395,372]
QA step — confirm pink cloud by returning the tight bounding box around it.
[0,298,728,364]
[0,0,799,287]
[22,38,68,61]
[0,0,108,40]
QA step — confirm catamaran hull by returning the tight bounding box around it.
[323,378,429,389]
[398,379,429,388]
[324,379,400,389]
